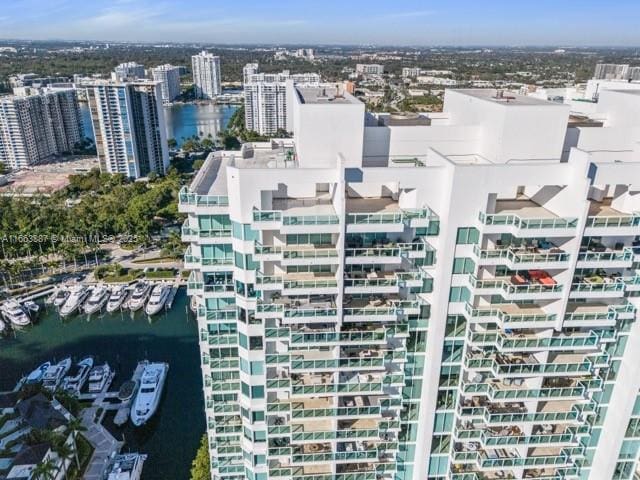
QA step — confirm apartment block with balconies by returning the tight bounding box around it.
[180,85,640,480]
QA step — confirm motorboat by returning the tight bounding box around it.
[87,363,113,393]
[22,300,40,314]
[106,285,128,313]
[1,300,31,328]
[83,285,110,314]
[118,380,138,402]
[62,357,94,394]
[50,287,70,308]
[26,362,52,384]
[144,284,171,316]
[127,282,152,312]
[42,358,72,391]
[105,453,147,480]
[60,285,90,317]
[130,362,169,426]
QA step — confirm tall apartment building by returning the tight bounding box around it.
[243,64,260,85]
[243,66,321,135]
[594,64,630,80]
[85,80,169,178]
[181,84,640,480]
[152,64,182,104]
[356,64,385,75]
[192,51,222,99]
[113,62,146,81]
[0,89,83,169]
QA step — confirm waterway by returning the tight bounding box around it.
[80,102,239,148]
[0,288,204,480]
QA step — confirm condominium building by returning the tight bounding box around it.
[152,64,182,104]
[180,85,640,480]
[243,66,321,135]
[356,64,385,75]
[0,89,83,169]
[243,64,260,85]
[85,80,169,178]
[192,51,222,99]
[113,62,146,81]
[594,64,630,81]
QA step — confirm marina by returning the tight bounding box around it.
[0,288,203,480]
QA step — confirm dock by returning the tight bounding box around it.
[165,278,181,310]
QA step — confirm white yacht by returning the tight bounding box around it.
[106,285,128,312]
[1,300,31,328]
[105,453,147,480]
[0,318,6,335]
[144,284,171,316]
[83,285,110,314]
[50,287,70,308]
[26,362,51,384]
[22,301,40,316]
[130,362,169,426]
[127,282,152,312]
[60,285,90,317]
[42,358,72,391]
[62,357,94,394]
[87,363,113,393]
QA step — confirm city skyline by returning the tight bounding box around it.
[1,0,640,47]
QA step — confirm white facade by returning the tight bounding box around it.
[85,80,169,178]
[0,90,83,169]
[594,63,630,81]
[151,64,181,104]
[243,67,321,135]
[356,64,385,75]
[243,63,260,85]
[192,51,222,99]
[181,86,640,480]
[402,67,421,78]
[113,62,145,81]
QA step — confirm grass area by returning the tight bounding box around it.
[132,256,176,264]
[180,270,191,278]
[95,265,143,283]
[145,269,177,279]
[102,271,143,283]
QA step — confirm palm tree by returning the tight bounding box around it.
[32,459,57,480]
[55,442,73,478]
[66,417,87,469]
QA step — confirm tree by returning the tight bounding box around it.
[32,459,57,480]
[66,417,87,469]
[161,232,185,259]
[54,442,73,478]
[190,435,211,480]
[167,138,178,149]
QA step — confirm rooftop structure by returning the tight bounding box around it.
[181,84,640,480]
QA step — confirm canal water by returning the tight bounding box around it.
[0,288,204,480]
[80,103,239,148]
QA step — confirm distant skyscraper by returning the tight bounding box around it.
[0,89,83,170]
[152,64,181,104]
[243,66,320,135]
[191,51,222,99]
[85,80,169,178]
[113,62,146,81]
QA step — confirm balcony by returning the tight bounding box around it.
[585,199,640,235]
[345,197,436,233]
[569,274,626,299]
[464,303,557,328]
[345,238,435,265]
[469,272,563,301]
[576,245,635,269]
[464,352,597,379]
[479,199,578,237]
[467,329,601,353]
[178,186,229,213]
[473,243,570,269]
[282,245,340,266]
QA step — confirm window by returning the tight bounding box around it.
[250,361,264,375]
[452,257,475,274]
[251,386,265,399]
[448,286,470,303]
[249,336,263,350]
[252,411,265,423]
[456,227,479,245]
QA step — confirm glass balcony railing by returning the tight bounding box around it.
[479,211,578,230]
[463,382,587,401]
[179,186,229,207]
[464,303,556,324]
[468,330,600,350]
[469,274,563,295]
[283,215,339,226]
[290,405,381,418]
[290,357,385,370]
[577,248,634,263]
[282,248,338,259]
[585,213,640,228]
[571,281,625,293]
[473,245,570,264]
[253,210,282,222]
[285,308,338,318]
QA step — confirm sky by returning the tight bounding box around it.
[0,0,639,46]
